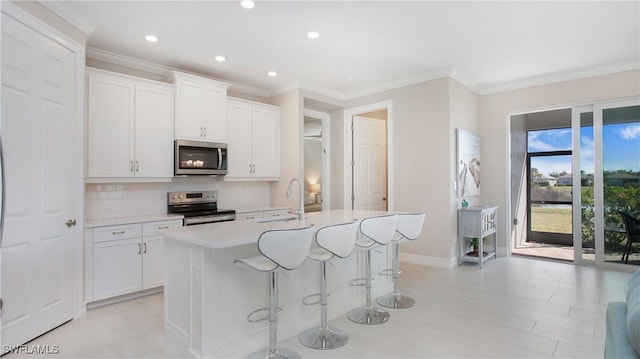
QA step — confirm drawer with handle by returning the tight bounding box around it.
[94,224,141,243]
[142,219,183,236]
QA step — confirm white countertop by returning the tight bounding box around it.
[234,206,291,213]
[85,214,184,228]
[159,209,392,249]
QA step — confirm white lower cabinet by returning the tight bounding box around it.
[94,235,142,300]
[89,219,183,302]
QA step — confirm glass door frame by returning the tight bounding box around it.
[572,97,640,268]
[526,151,573,247]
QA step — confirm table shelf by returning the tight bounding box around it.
[458,206,498,268]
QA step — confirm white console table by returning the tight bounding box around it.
[457,206,497,268]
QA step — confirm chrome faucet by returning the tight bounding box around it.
[286,177,304,220]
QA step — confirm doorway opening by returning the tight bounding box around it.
[343,101,393,211]
[511,109,577,261]
[303,108,330,212]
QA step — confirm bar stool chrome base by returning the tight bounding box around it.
[299,326,349,350]
[347,306,390,325]
[376,293,415,309]
[246,348,301,359]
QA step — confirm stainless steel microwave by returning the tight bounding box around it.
[175,140,228,176]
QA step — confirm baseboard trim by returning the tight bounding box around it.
[399,253,457,268]
[86,287,163,310]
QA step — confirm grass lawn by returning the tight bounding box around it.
[531,206,572,234]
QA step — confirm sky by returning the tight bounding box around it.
[528,122,640,177]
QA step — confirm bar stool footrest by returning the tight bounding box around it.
[302,293,330,306]
[246,306,282,323]
[348,277,374,287]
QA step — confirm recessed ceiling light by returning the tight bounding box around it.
[145,35,158,43]
[240,0,255,9]
[307,31,320,39]
[215,55,226,62]
[267,71,278,77]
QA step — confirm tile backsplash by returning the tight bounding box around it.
[85,178,271,220]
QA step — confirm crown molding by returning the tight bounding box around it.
[449,69,480,94]
[477,60,640,95]
[86,47,638,101]
[39,0,96,34]
[86,47,271,98]
[87,47,173,75]
[292,69,453,102]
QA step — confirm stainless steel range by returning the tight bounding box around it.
[168,191,236,226]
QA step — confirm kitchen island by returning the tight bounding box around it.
[159,209,393,358]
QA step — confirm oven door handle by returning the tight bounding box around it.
[184,214,236,226]
[217,148,223,170]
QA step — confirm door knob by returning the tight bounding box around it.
[65,219,76,227]
[382,197,387,201]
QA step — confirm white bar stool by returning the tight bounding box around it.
[376,213,425,309]
[234,225,315,359]
[299,220,359,350]
[347,214,398,325]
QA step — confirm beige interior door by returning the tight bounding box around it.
[1,13,76,352]
[352,115,387,210]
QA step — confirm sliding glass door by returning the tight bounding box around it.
[573,98,640,267]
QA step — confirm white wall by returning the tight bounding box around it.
[341,78,454,266]
[448,79,481,258]
[270,89,304,209]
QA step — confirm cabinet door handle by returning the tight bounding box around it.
[143,242,147,254]
[157,226,169,230]
[249,164,252,173]
[203,127,207,138]
[137,243,141,255]
[130,161,134,172]
[135,161,139,172]
[112,231,125,235]
[246,216,255,219]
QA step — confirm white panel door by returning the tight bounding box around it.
[227,100,253,177]
[251,106,279,178]
[134,84,174,177]
[1,14,76,352]
[353,116,387,210]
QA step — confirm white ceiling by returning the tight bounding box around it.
[47,1,639,99]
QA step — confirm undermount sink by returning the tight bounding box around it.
[254,215,299,223]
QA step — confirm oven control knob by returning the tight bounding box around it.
[178,194,183,199]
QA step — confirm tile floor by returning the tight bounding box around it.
[5,256,635,358]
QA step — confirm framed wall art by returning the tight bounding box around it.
[457,128,481,198]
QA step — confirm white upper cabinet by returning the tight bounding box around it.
[135,84,175,177]
[226,98,280,180]
[86,68,174,181]
[168,71,230,143]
